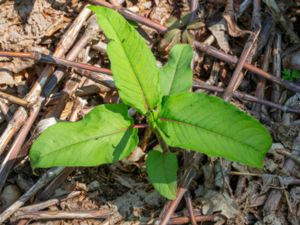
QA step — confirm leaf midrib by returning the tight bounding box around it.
[107,15,149,111]
[38,126,131,158]
[159,117,260,152]
[167,48,187,94]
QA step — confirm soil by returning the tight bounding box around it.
[0,0,300,224]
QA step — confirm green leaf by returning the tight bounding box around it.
[146,147,178,199]
[291,69,299,78]
[156,93,272,168]
[160,44,193,96]
[29,104,138,168]
[89,6,160,114]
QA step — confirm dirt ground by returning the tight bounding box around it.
[0,0,300,224]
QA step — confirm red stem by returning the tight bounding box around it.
[133,124,149,129]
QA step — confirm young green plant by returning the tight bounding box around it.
[29,6,272,200]
[282,68,300,81]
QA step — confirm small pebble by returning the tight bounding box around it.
[87,180,100,191]
[128,6,139,13]
[0,184,21,208]
[142,1,152,9]
[16,173,34,192]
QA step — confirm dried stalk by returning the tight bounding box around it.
[253,32,274,118]
[0,167,64,224]
[206,61,220,86]
[169,214,215,224]
[12,209,112,221]
[271,31,282,121]
[37,167,75,201]
[0,98,43,192]
[0,51,112,80]
[18,191,81,213]
[0,91,28,107]
[0,98,11,121]
[0,107,27,156]
[255,15,274,57]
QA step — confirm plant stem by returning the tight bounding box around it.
[132,124,149,129]
[154,130,170,153]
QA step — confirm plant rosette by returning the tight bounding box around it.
[29,6,272,200]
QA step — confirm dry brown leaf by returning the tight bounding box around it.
[208,20,231,53]
[223,0,250,37]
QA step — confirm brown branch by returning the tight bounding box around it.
[0,51,112,79]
